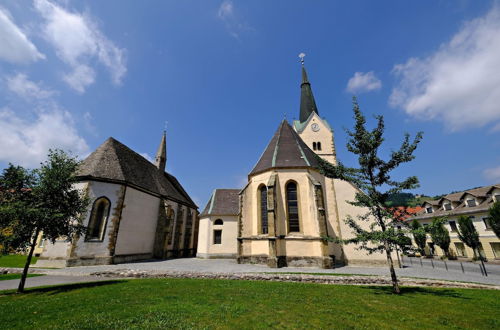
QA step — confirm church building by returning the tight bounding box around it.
[35,133,199,267]
[198,61,389,268]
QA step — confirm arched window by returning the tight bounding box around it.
[317,142,322,151]
[86,197,111,241]
[312,142,317,150]
[259,185,268,234]
[214,219,223,225]
[286,182,300,232]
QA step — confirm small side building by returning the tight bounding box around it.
[36,133,199,267]
[196,189,239,259]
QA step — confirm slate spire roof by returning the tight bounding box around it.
[77,137,196,208]
[249,120,319,176]
[154,131,167,171]
[200,189,240,216]
[299,64,319,123]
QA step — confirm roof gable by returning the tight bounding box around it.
[249,120,319,176]
[200,189,240,216]
[78,137,196,208]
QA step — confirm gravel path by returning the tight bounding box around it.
[25,258,500,286]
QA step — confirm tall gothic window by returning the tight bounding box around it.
[259,185,268,234]
[286,181,300,232]
[86,197,110,241]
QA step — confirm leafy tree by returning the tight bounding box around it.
[317,97,423,294]
[487,201,500,239]
[427,217,451,258]
[0,150,89,293]
[457,215,483,260]
[410,220,427,257]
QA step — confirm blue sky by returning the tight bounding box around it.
[1,1,500,208]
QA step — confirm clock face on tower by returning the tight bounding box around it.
[311,123,320,132]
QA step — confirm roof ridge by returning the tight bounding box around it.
[271,121,284,167]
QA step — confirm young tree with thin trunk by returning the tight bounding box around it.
[457,215,483,260]
[410,219,427,257]
[488,201,500,239]
[0,150,89,293]
[317,97,423,294]
[428,217,451,259]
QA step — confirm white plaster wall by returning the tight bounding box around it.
[115,186,161,255]
[207,215,238,255]
[72,181,123,258]
[333,179,387,262]
[197,216,210,255]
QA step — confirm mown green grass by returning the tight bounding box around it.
[1,278,499,329]
[0,274,43,281]
[0,255,38,268]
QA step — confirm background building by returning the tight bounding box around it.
[409,184,500,260]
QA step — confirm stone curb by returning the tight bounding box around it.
[87,269,499,290]
[2,267,498,290]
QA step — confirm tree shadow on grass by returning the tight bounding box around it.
[1,280,126,296]
[361,286,470,299]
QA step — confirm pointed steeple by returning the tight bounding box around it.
[154,131,167,172]
[299,62,319,123]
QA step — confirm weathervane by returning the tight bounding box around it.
[298,52,306,64]
[164,121,168,134]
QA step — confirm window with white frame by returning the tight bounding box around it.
[443,203,452,211]
[483,217,492,230]
[426,206,433,214]
[466,199,476,207]
[448,220,458,232]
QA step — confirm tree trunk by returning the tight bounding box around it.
[17,229,39,293]
[384,241,400,294]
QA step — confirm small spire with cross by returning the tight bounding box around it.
[298,52,306,65]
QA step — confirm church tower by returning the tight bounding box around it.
[293,59,336,164]
[154,131,167,172]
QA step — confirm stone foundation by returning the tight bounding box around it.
[197,253,237,259]
[238,255,334,269]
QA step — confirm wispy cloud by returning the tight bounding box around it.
[217,0,253,39]
[6,73,55,100]
[483,166,500,182]
[390,5,500,131]
[0,73,89,167]
[346,71,382,94]
[34,0,126,93]
[0,6,45,64]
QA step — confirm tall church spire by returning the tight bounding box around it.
[154,131,167,172]
[299,54,319,123]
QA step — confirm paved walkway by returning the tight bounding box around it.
[27,258,500,286]
[0,275,114,291]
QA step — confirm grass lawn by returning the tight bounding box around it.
[0,274,44,281]
[1,279,499,329]
[0,255,38,268]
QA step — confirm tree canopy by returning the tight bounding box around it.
[317,97,423,294]
[0,150,89,292]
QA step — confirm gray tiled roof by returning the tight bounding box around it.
[411,184,500,220]
[249,120,319,176]
[77,137,196,208]
[200,189,240,216]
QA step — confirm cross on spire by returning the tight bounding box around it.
[298,52,306,65]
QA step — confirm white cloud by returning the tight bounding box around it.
[0,107,89,167]
[390,6,500,131]
[483,166,500,182]
[34,0,126,93]
[140,152,153,163]
[0,7,45,64]
[6,73,55,100]
[1,73,89,167]
[217,0,253,39]
[346,71,382,93]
